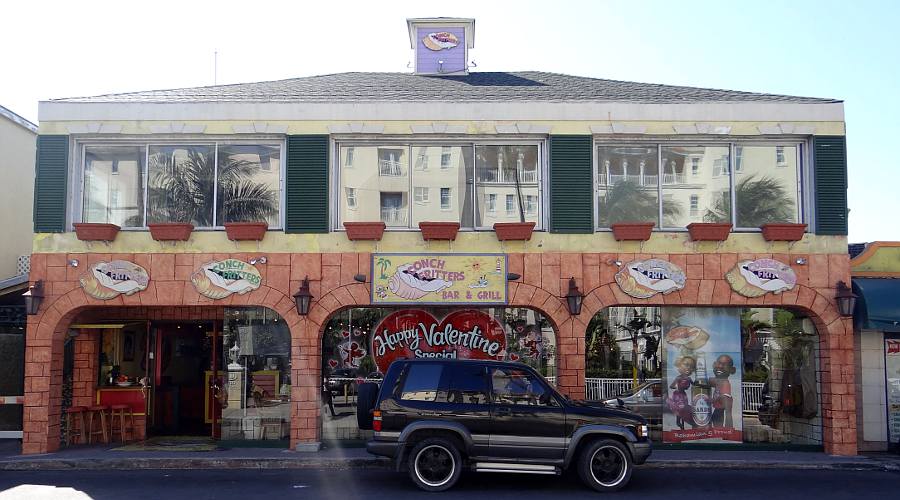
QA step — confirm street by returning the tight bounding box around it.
[0,467,897,499]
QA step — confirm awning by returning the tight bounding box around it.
[853,278,900,332]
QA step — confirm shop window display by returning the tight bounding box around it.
[585,306,821,446]
[321,307,556,441]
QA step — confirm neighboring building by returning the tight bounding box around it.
[851,242,900,451]
[0,104,37,440]
[22,18,855,455]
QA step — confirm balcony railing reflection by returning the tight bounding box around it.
[378,159,403,177]
[380,207,407,225]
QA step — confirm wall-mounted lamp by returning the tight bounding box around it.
[795,257,807,265]
[565,277,583,316]
[249,256,267,265]
[353,274,367,283]
[506,273,521,281]
[293,277,313,316]
[69,259,80,267]
[835,281,857,317]
[23,280,44,315]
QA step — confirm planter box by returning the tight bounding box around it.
[343,221,386,241]
[493,222,536,241]
[73,223,120,242]
[687,222,732,241]
[148,223,194,241]
[419,222,460,241]
[610,222,655,241]
[761,223,807,241]
[225,222,268,241]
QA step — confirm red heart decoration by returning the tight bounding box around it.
[370,309,508,373]
[509,353,520,361]
[341,330,350,338]
[327,359,338,369]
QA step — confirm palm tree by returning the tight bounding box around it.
[376,258,392,280]
[598,180,682,226]
[147,147,277,226]
[705,175,794,226]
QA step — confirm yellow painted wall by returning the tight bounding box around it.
[851,242,900,275]
[34,231,847,255]
[0,117,35,278]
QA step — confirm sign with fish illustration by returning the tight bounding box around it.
[80,260,150,300]
[615,259,687,299]
[371,253,507,305]
[192,259,261,300]
[724,258,797,298]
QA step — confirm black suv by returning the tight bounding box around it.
[358,359,651,492]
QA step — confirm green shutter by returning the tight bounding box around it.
[813,136,848,235]
[549,135,593,233]
[33,135,69,233]
[285,135,329,233]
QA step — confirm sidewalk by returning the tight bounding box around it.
[1,440,898,472]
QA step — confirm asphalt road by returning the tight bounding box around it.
[0,467,897,499]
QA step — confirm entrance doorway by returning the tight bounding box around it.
[148,322,222,437]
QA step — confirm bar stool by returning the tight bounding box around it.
[86,405,110,444]
[64,406,87,446]
[109,404,134,444]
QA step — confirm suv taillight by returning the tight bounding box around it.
[373,410,382,432]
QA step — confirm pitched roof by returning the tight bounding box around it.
[51,71,839,105]
[0,104,37,133]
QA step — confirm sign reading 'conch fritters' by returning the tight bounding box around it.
[725,259,797,297]
[615,259,687,299]
[371,253,507,305]
[80,260,150,300]
[191,259,261,299]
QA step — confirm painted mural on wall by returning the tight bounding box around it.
[80,260,149,300]
[371,254,507,305]
[662,307,743,444]
[725,259,796,298]
[615,259,687,299]
[191,259,261,299]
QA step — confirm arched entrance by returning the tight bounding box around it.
[318,306,559,443]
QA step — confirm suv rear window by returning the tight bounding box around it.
[399,363,445,402]
[447,364,488,405]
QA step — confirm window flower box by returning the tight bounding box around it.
[493,222,536,241]
[761,223,807,241]
[687,222,732,241]
[73,223,120,242]
[610,222,655,241]
[343,221,386,241]
[148,223,194,241]
[224,222,268,241]
[419,222,460,241]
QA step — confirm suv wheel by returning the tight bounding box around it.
[408,437,462,492]
[577,439,633,492]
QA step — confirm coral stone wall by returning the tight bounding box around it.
[23,251,855,455]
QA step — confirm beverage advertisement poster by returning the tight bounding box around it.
[886,339,900,444]
[661,307,743,443]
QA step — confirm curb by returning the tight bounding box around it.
[1,457,897,472]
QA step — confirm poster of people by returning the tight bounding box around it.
[886,339,900,444]
[661,307,743,444]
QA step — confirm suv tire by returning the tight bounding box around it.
[356,382,379,430]
[407,437,462,492]
[577,439,633,492]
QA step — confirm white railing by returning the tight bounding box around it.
[662,173,686,185]
[380,207,406,225]
[583,377,764,413]
[379,159,403,176]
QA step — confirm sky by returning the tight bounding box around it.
[2,0,898,242]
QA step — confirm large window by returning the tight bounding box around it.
[597,143,802,230]
[81,142,283,228]
[338,143,541,230]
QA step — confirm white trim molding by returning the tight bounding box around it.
[327,123,385,134]
[757,123,817,135]
[232,122,289,134]
[148,122,206,134]
[494,122,552,134]
[410,123,467,134]
[590,123,647,134]
[672,123,732,134]
[66,122,122,134]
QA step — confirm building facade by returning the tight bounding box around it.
[22,19,854,455]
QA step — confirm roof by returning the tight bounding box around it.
[0,104,37,133]
[50,72,840,105]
